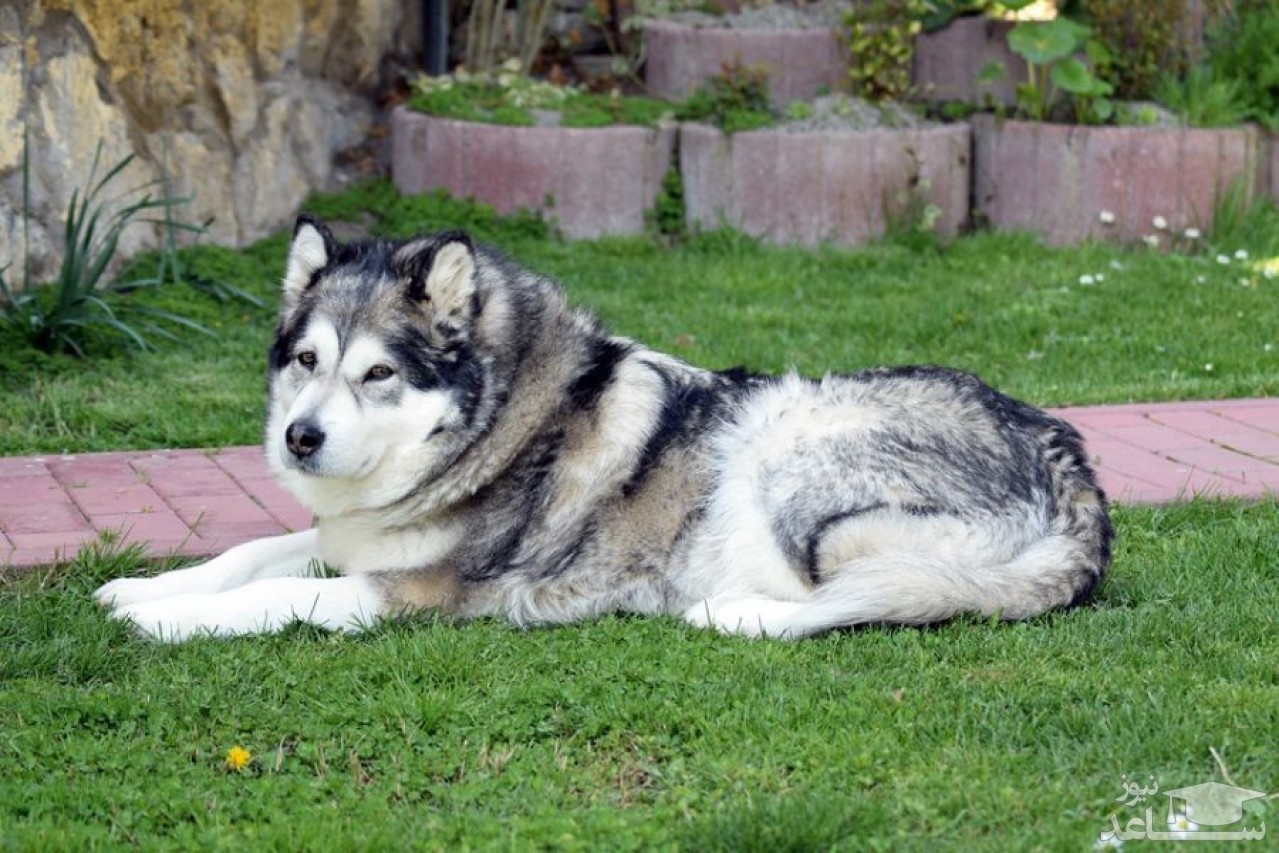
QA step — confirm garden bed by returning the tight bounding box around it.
[680,118,970,247]
[643,17,846,108]
[391,106,676,238]
[973,116,1260,245]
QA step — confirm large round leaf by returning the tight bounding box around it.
[1051,56,1112,96]
[1007,18,1089,65]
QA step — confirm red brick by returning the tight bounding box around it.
[6,528,100,551]
[0,475,66,507]
[0,500,90,535]
[0,457,49,478]
[167,492,276,528]
[148,468,244,499]
[95,510,195,545]
[210,446,272,481]
[67,483,166,516]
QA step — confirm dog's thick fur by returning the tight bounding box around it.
[96,217,1112,641]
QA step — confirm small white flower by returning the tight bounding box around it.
[1095,273,1106,282]
[1204,363,1214,372]
[1079,274,1096,285]
[1217,254,1231,265]
[1235,249,1250,260]
[1142,234,1160,248]
[1167,811,1198,840]
[1265,343,1274,352]
[1099,210,1116,225]
[1152,215,1168,230]
[1109,259,1124,271]
[1195,275,1206,284]
[1183,227,1201,240]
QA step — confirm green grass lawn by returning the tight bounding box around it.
[1,181,1278,455]
[2,184,1277,848]
[2,502,1276,849]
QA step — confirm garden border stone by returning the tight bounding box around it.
[680,121,971,247]
[391,106,677,239]
[1258,130,1279,204]
[973,116,1260,245]
[912,16,1023,107]
[643,20,846,108]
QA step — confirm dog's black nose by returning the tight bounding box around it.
[285,420,325,458]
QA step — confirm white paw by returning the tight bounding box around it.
[95,576,174,609]
[109,597,211,643]
[681,598,805,639]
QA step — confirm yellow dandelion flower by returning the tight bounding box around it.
[225,745,252,771]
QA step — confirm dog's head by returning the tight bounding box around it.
[265,215,488,516]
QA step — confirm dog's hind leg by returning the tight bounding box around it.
[682,597,811,639]
[687,533,1103,640]
[95,529,321,609]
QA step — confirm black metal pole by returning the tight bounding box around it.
[424,0,449,76]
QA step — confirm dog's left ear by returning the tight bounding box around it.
[282,214,335,311]
[396,230,477,323]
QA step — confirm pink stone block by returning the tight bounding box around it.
[46,454,137,485]
[1218,405,1279,433]
[682,123,971,247]
[167,492,276,528]
[823,133,877,245]
[392,108,676,239]
[0,475,66,507]
[0,500,90,535]
[913,17,1023,107]
[974,117,1259,245]
[0,457,50,477]
[210,446,272,482]
[679,123,734,231]
[644,21,844,108]
[147,468,244,499]
[1258,130,1279,202]
[6,528,100,551]
[67,483,166,516]
[95,509,195,544]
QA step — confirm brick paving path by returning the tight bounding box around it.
[1,398,1276,570]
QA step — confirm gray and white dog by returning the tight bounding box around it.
[96,217,1113,641]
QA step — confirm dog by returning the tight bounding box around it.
[95,216,1113,641]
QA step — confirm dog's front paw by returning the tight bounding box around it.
[95,576,171,609]
[108,598,194,642]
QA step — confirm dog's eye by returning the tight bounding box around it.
[296,351,317,369]
[365,364,395,382]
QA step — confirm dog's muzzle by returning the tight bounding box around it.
[285,419,326,459]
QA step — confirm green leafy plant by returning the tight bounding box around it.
[409,64,671,128]
[1206,0,1279,129]
[648,166,686,240]
[1073,0,1185,101]
[1006,15,1114,124]
[0,141,211,357]
[846,0,925,103]
[674,61,774,133]
[1155,66,1250,129]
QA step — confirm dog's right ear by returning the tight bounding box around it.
[282,214,335,309]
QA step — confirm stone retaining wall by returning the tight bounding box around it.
[1,0,417,283]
